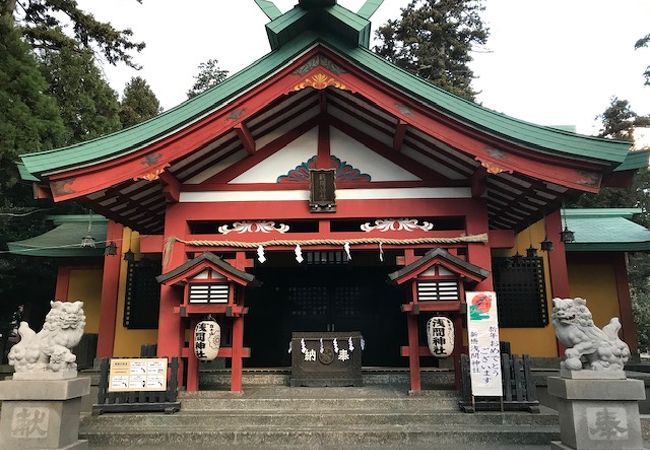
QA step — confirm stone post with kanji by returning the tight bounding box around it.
[0,301,90,450]
[548,297,645,450]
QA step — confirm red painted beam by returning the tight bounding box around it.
[393,120,407,151]
[471,167,487,197]
[159,171,180,203]
[188,230,470,243]
[205,117,318,184]
[139,234,163,253]
[174,198,475,221]
[488,230,515,248]
[235,123,256,155]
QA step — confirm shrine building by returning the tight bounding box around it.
[12,0,650,393]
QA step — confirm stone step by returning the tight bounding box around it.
[81,410,558,430]
[80,423,559,447]
[180,396,461,411]
[198,369,454,387]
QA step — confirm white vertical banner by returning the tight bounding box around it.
[466,291,502,396]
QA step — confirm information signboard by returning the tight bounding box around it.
[108,358,167,392]
[465,291,502,397]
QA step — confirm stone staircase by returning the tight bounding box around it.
[80,383,560,448]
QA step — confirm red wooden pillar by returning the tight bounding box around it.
[226,251,252,393]
[158,204,187,386]
[406,314,421,392]
[452,314,463,390]
[186,317,199,392]
[466,198,493,290]
[97,220,123,358]
[613,253,638,354]
[545,210,570,357]
[397,249,422,393]
[231,314,245,393]
[55,265,71,301]
[544,210,570,297]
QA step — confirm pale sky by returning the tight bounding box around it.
[76,0,650,136]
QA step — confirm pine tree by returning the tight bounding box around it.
[187,59,229,99]
[1,0,144,68]
[41,47,122,143]
[635,33,650,86]
[0,15,65,202]
[0,14,64,353]
[119,76,161,128]
[373,0,488,101]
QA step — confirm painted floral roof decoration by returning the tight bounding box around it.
[277,155,371,183]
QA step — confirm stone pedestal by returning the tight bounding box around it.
[548,376,645,450]
[0,376,90,450]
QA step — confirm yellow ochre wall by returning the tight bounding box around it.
[493,220,623,357]
[494,219,558,357]
[112,227,157,357]
[67,268,102,334]
[567,256,620,329]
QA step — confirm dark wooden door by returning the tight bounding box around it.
[244,266,406,367]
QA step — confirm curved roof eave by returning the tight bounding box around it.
[21,32,323,176]
[21,31,630,177]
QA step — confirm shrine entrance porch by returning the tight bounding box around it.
[244,251,408,368]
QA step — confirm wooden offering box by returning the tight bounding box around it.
[290,331,363,387]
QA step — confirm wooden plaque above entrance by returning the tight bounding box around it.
[309,168,336,212]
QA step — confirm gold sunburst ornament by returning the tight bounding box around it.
[135,167,166,182]
[293,72,348,91]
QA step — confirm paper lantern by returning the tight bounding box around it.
[194,320,221,361]
[426,316,454,358]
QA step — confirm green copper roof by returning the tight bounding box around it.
[17,162,38,181]
[265,4,370,50]
[614,149,650,172]
[7,215,108,257]
[20,2,632,178]
[563,208,650,252]
[254,0,282,20]
[357,0,385,19]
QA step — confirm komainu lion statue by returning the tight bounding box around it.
[552,297,630,373]
[8,301,86,378]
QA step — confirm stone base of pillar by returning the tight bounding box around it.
[0,377,90,450]
[548,376,645,450]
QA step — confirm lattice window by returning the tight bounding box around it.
[288,286,328,316]
[492,257,548,327]
[305,251,349,265]
[417,280,460,301]
[188,283,229,304]
[334,286,362,316]
[124,259,161,329]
